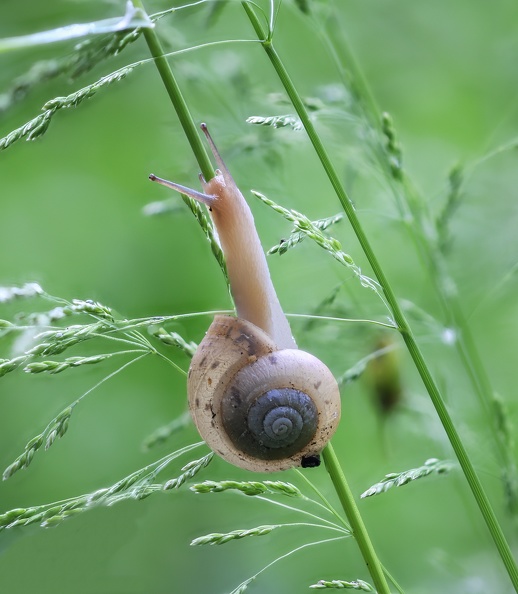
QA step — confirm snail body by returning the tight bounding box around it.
[150,124,340,472]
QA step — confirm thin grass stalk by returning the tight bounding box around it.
[325,15,513,488]
[241,2,518,590]
[322,444,391,594]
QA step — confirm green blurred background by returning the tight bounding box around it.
[1,1,517,592]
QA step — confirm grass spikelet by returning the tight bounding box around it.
[361,458,454,499]
[310,578,375,591]
[191,480,303,498]
[381,111,403,180]
[3,406,73,478]
[0,355,26,378]
[436,163,463,254]
[28,320,113,357]
[268,213,343,256]
[179,194,229,289]
[163,453,214,490]
[493,392,518,514]
[68,299,114,321]
[66,28,142,79]
[151,328,197,357]
[0,443,205,529]
[0,283,43,303]
[191,525,279,546]
[2,434,45,480]
[246,114,303,131]
[24,354,112,375]
[230,578,255,594]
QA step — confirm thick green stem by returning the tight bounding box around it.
[242,3,518,590]
[134,0,213,181]
[323,444,390,594]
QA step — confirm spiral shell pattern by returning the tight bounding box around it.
[223,388,318,459]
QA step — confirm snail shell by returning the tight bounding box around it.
[188,315,341,472]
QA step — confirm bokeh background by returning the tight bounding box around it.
[1,1,518,593]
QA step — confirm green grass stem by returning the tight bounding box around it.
[241,2,518,590]
[324,10,516,503]
[322,444,390,594]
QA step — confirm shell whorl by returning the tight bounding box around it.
[222,387,319,459]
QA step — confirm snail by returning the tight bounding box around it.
[149,123,341,472]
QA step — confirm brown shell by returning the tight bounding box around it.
[187,315,341,472]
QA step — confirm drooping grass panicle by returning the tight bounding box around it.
[361,458,455,499]
[252,190,390,314]
[24,353,115,375]
[192,520,346,547]
[191,524,280,546]
[0,290,170,375]
[0,442,206,529]
[0,66,134,150]
[0,28,143,113]
[2,352,149,480]
[310,579,375,591]
[191,479,303,497]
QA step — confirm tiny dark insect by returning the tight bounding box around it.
[301,454,321,468]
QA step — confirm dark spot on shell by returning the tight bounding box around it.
[207,377,212,386]
[204,402,211,411]
[195,398,200,408]
[199,355,207,367]
[268,354,278,365]
[211,360,220,369]
[234,325,265,358]
[313,381,322,390]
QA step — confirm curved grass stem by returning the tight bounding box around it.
[241,2,518,591]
